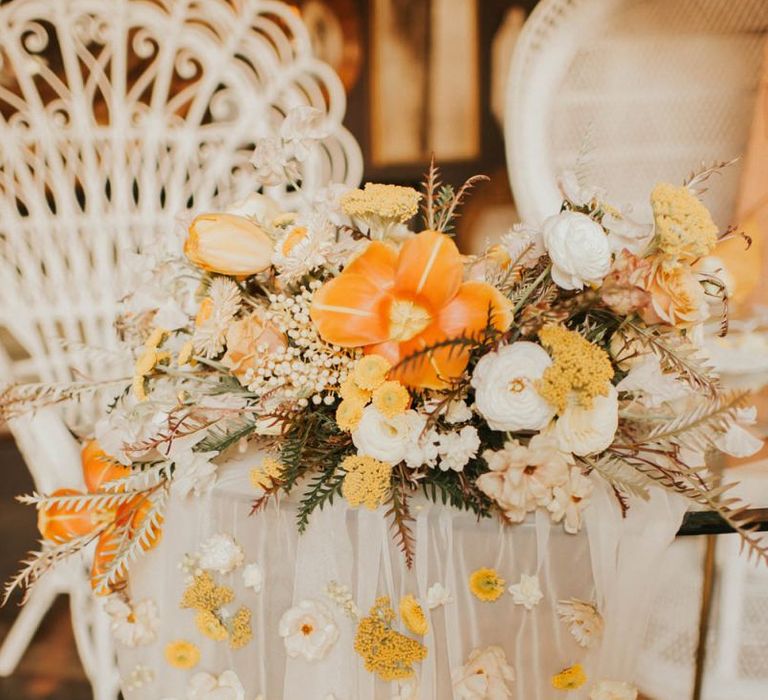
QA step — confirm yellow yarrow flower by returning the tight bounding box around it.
[342,183,421,224]
[229,605,252,649]
[339,374,372,404]
[336,399,365,431]
[180,572,234,611]
[195,609,228,641]
[469,568,506,602]
[399,594,428,636]
[372,380,410,418]
[354,596,427,681]
[651,182,718,263]
[353,355,392,390]
[538,325,614,412]
[551,664,587,690]
[164,639,200,669]
[341,455,392,510]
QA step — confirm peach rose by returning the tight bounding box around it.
[642,263,707,329]
[221,313,286,383]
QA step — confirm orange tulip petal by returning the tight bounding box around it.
[37,488,98,543]
[364,340,402,366]
[311,274,392,347]
[437,281,514,337]
[394,230,463,309]
[82,440,130,493]
[388,331,470,390]
[343,241,398,290]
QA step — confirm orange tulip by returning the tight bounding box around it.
[37,441,161,595]
[310,230,513,388]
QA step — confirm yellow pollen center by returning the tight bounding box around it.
[508,377,526,393]
[301,623,314,636]
[388,299,431,342]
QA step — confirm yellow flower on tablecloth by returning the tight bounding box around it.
[341,455,392,510]
[552,663,587,690]
[538,325,614,412]
[651,182,718,263]
[195,609,228,641]
[181,572,234,612]
[399,594,428,636]
[372,381,410,418]
[164,639,200,669]
[339,373,372,404]
[354,596,427,681]
[469,568,506,602]
[230,605,252,649]
[353,355,392,391]
[336,399,365,431]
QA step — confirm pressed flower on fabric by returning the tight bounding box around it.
[279,599,339,662]
[469,568,506,602]
[197,533,245,575]
[452,646,515,699]
[229,606,252,649]
[181,572,234,611]
[399,594,428,636]
[557,598,604,648]
[590,679,639,700]
[242,563,264,593]
[164,639,200,669]
[426,582,453,609]
[354,597,426,681]
[507,574,544,610]
[104,596,158,647]
[186,669,245,700]
[552,664,587,690]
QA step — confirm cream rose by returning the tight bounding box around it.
[452,646,516,700]
[642,264,708,328]
[471,342,555,432]
[554,386,618,456]
[352,406,423,463]
[542,211,612,290]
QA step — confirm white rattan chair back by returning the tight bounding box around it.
[0,0,362,427]
[505,0,768,226]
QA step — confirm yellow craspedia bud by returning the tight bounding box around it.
[353,355,391,390]
[372,380,410,418]
[185,212,273,276]
[164,640,200,669]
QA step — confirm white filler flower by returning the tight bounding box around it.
[543,211,612,290]
[279,599,339,662]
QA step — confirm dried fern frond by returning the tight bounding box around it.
[101,462,172,492]
[296,469,346,533]
[3,530,103,605]
[421,156,442,230]
[434,174,489,232]
[586,455,653,501]
[386,476,415,569]
[683,158,739,195]
[17,489,143,513]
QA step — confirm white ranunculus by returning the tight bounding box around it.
[542,211,612,290]
[715,407,763,458]
[554,386,618,456]
[452,646,516,700]
[279,599,339,662]
[352,406,422,463]
[186,670,245,700]
[198,534,245,575]
[590,679,638,700]
[471,342,556,432]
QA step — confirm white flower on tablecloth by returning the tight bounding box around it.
[352,406,423,464]
[242,563,264,593]
[280,106,330,161]
[225,192,282,224]
[471,342,555,432]
[543,211,612,290]
[452,646,516,699]
[198,534,245,575]
[123,664,155,691]
[507,574,543,610]
[548,468,594,534]
[186,670,245,700]
[104,596,158,647]
[171,449,218,499]
[590,679,638,700]
[715,406,764,458]
[615,355,689,407]
[391,680,420,699]
[477,434,571,523]
[426,582,453,609]
[279,599,339,662]
[437,426,480,472]
[557,598,604,648]
[192,277,241,358]
[553,386,619,457]
[499,223,545,268]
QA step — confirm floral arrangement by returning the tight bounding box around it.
[2,118,765,614]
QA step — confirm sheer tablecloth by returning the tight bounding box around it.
[116,447,686,699]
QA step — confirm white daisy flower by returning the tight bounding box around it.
[557,598,604,648]
[192,277,241,358]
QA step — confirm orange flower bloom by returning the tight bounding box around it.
[37,440,161,595]
[310,230,512,388]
